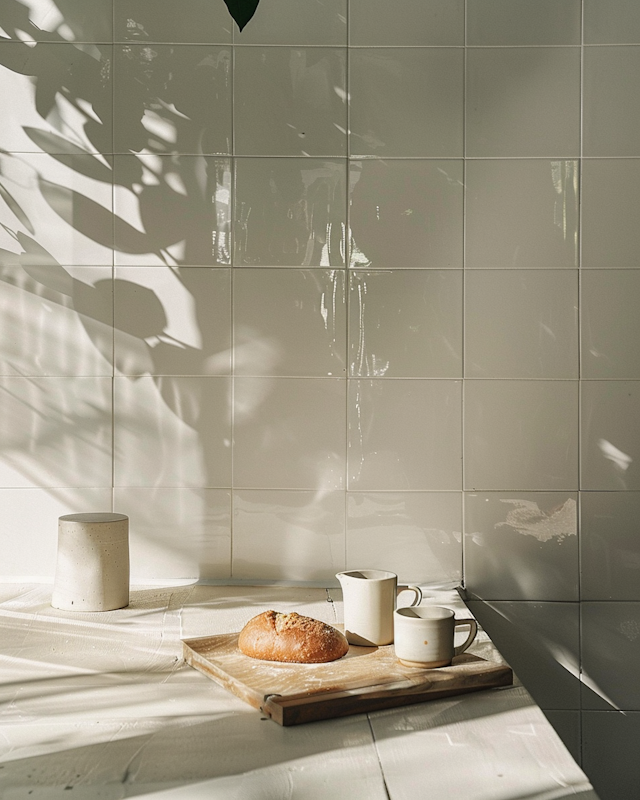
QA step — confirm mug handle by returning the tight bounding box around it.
[453,618,478,656]
[396,585,422,608]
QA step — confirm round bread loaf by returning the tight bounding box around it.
[238,610,349,664]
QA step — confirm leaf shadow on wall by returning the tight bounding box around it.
[0,1,244,577]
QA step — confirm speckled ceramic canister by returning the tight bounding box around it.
[51,513,130,612]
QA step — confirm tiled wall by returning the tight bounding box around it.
[0,1,639,794]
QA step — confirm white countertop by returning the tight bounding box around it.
[0,584,597,800]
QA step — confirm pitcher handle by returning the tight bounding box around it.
[397,585,422,608]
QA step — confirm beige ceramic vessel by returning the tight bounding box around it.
[51,513,130,612]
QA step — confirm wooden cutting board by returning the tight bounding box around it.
[182,629,513,726]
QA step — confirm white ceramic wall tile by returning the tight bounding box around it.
[0,41,112,153]
[467,0,581,45]
[349,49,463,158]
[584,47,640,157]
[114,267,231,376]
[582,270,640,378]
[350,0,464,46]
[348,380,462,490]
[114,376,232,487]
[234,48,346,156]
[0,377,112,488]
[349,160,463,269]
[464,381,579,491]
[234,0,347,45]
[235,158,346,267]
[346,491,462,586]
[581,602,640,711]
[464,600,581,709]
[581,381,640,490]
[542,710,582,766]
[0,152,113,266]
[0,0,113,42]
[113,155,231,266]
[465,270,578,378]
[232,490,345,580]
[234,269,346,377]
[465,160,579,270]
[233,378,346,489]
[466,48,580,157]
[349,270,462,378]
[584,0,640,43]
[0,265,112,376]
[114,487,231,580]
[581,492,640,601]
[114,0,233,44]
[464,492,579,601]
[0,488,113,578]
[582,711,640,800]
[114,45,231,155]
[581,159,640,269]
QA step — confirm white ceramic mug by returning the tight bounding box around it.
[394,606,478,668]
[336,570,422,646]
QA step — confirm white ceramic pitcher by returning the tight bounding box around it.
[336,569,422,646]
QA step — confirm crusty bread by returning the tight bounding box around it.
[238,610,349,664]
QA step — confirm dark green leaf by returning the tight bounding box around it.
[222,0,260,31]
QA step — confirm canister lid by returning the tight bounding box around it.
[58,513,128,524]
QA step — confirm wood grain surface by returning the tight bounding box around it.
[182,630,513,725]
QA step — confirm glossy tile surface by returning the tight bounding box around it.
[348,380,462,490]
[465,599,581,709]
[232,490,345,580]
[0,377,112,488]
[114,487,231,580]
[114,267,231,376]
[234,269,346,377]
[350,0,463,46]
[346,491,462,586]
[464,492,579,600]
[234,47,346,156]
[114,376,232,487]
[235,158,346,266]
[582,711,640,800]
[0,41,112,153]
[233,378,346,489]
[464,381,579,491]
[114,0,232,43]
[584,0,640,43]
[0,152,113,266]
[581,381,640,490]
[349,160,463,269]
[0,265,112,376]
[465,159,579,270]
[349,49,463,158]
[581,492,640,601]
[467,0,581,45]
[236,0,347,45]
[584,47,640,156]
[582,270,640,378]
[581,602,640,711]
[0,488,113,578]
[114,45,231,155]
[0,0,113,41]
[113,155,231,266]
[349,270,462,378]
[581,159,640,269]
[465,270,578,378]
[466,48,580,157]
[542,710,582,766]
